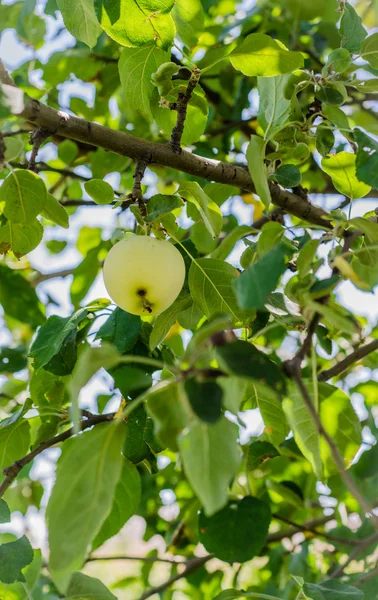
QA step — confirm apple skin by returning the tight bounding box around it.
[103,235,186,316]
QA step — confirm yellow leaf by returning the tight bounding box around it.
[332,256,369,289]
[241,193,264,220]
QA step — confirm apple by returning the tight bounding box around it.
[103,235,186,316]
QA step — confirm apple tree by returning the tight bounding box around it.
[0,0,378,598]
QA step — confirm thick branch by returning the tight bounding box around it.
[318,338,378,381]
[0,412,115,498]
[0,63,333,229]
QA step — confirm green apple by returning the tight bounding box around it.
[103,235,186,316]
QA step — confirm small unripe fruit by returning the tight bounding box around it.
[103,235,186,316]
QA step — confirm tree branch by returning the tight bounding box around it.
[28,128,50,171]
[0,60,333,230]
[87,555,187,564]
[318,338,378,381]
[329,532,378,579]
[0,411,115,498]
[169,67,201,152]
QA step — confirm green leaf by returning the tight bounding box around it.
[0,406,31,470]
[246,440,279,470]
[316,124,335,157]
[246,136,271,208]
[0,536,33,584]
[354,128,378,188]
[361,33,378,69]
[257,75,291,138]
[66,572,117,600]
[350,217,378,242]
[123,404,162,462]
[199,497,271,563]
[267,479,304,506]
[218,376,248,414]
[0,265,45,328]
[29,308,88,370]
[0,346,27,373]
[192,221,218,254]
[0,170,46,223]
[178,182,222,238]
[297,239,320,278]
[84,179,114,205]
[283,382,323,480]
[188,258,247,323]
[145,194,184,222]
[249,382,290,446]
[316,82,347,107]
[257,222,284,256]
[211,226,253,261]
[322,105,351,136]
[150,292,192,350]
[178,416,241,516]
[340,2,367,53]
[0,219,43,256]
[96,307,141,354]
[230,33,303,76]
[119,45,170,122]
[57,0,101,47]
[57,139,78,164]
[70,247,100,308]
[147,382,191,451]
[172,0,204,47]
[92,458,141,550]
[270,164,301,187]
[41,193,69,228]
[47,421,125,590]
[0,499,10,523]
[233,243,287,310]
[303,579,363,600]
[184,378,223,423]
[95,0,175,49]
[325,48,351,73]
[321,152,371,200]
[216,340,286,395]
[30,367,66,409]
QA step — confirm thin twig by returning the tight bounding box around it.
[0,412,115,498]
[138,555,213,600]
[28,128,49,171]
[2,128,30,137]
[87,555,187,564]
[354,563,378,586]
[318,338,378,381]
[329,532,378,579]
[169,67,201,153]
[272,513,360,546]
[131,157,150,217]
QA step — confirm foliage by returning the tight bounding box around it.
[0,0,377,598]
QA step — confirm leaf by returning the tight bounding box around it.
[47,421,125,590]
[92,458,141,550]
[0,346,27,373]
[178,416,241,516]
[95,0,175,49]
[297,239,320,278]
[123,404,162,462]
[233,243,287,310]
[246,136,271,208]
[0,219,43,256]
[119,45,170,122]
[303,579,363,600]
[316,124,335,157]
[178,182,222,238]
[361,33,378,69]
[199,497,271,563]
[216,340,286,395]
[56,0,101,47]
[246,440,279,470]
[340,2,367,53]
[150,293,192,350]
[230,33,303,76]
[84,179,114,205]
[172,0,204,47]
[210,226,253,261]
[283,382,323,480]
[41,193,69,228]
[188,258,246,323]
[350,217,378,242]
[325,48,352,73]
[184,378,223,423]
[0,499,10,523]
[0,406,31,470]
[257,222,284,256]
[147,382,191,451]
[29,308,88,370]
[248,382,290,446]
[70,247,100,308]
[270,164,301,187]
[0,170,46,223]
[321,152,371,199]
[96,307,141,354]
[145,194,184,222]
[66,572,117,600]
[218,376,248,414]
[0,536,33,584]
[354,128,378,188]
[257,75,291,138]
[0,265,45,328]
